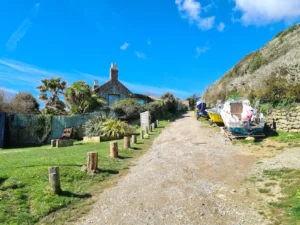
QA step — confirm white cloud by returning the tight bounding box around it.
[0,87,18,94]
[120,42,129,50]
[0,59,80,89]
[122,81,191,99]
[175,0,215,30]
[135,51,146,59]
[147,39,151,46]
[6,3,41,52]
[195,44,209,58]
[6,19,33,52]
[217,22,225,32]
[233,0,300,25]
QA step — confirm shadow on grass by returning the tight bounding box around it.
[136,143,144,145]
[0,177,8,186]
[118,155,132,160]
[265,129,279,137]
[131,147,141,150]
[4,164,83,169]
[59,191,92,199]
[100,169,119,174]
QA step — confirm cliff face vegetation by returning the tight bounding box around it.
[203,24,300,106]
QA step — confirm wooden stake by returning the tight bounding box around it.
[149,125,152,132]
[145,126,149,134]
[156,120,159,126]
[110,142,118,158]
[87,152,98,171]
[124,136,130,149]
[48,166,61,194]
[140,129,144,139]
[131,134,137,144]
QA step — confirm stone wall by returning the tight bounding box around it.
[266,105,300,132]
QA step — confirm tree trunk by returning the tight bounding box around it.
[124,136,130,149]
[131,135,137,144]
[87,152,98,171]
[110,141,118,158]
[48,166,61,194]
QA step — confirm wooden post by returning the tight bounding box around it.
[156,120,159,126]
[87,152,98,171]
[149,125,152,132]
[110,142,118,158]
[48,166,61,194]
[124,136,130,149]
[145,126,149,134]
[131,135,137,144]
[140,129,144,139]
[151,123,155,131]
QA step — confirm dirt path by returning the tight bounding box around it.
[77,112,269,225]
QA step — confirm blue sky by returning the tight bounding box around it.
[1,0,300,101]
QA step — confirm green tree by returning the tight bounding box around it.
[36,77,67,115]
[11,92,40,114]
[112,98,142,119]
[161,92,177,114]
[64,81,104,115]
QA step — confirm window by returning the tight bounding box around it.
[108,94,120,106]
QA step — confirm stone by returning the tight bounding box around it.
[83,136,100,143]
[56,139,74,147]
[245,137,255,141]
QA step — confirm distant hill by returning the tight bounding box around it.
[203,24,300,106]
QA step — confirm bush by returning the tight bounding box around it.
[101,119,135,138]
[84,116,106,137]
[111,98,142,120]
[246,51,267,73]
[142,101,164,120]
[160,92,178,114]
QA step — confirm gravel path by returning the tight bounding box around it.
[77,112,269,225]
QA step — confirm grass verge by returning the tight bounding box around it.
[0,121,168,224]
[254,169,300,224]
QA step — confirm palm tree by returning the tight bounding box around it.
[36,77,67,115]
[64,81,105,115]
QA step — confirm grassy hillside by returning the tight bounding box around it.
[203,24,300,106]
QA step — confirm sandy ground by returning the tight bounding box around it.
[76,112,273,225]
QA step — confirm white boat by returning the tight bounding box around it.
[220,99,265,135]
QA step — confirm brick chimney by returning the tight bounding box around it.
[110,62,118,81]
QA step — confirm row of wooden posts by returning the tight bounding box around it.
[48,120,159,194]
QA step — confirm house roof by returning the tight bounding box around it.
[94,79,132,96]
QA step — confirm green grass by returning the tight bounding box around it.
[0,121,168,224]
[260,169,300,224]
[258,188,270,194]
[269,131,300,143]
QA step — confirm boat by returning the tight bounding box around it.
[206,101,224,124]
[220,99,265,135]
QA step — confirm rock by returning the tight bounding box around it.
[245,137,255,141]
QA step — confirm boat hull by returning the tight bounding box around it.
[206,111,223,123]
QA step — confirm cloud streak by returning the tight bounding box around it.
[233,0,300,25]
[217,22,225,32]
[135,51,146,59]
[6,3,40,52]
[120,42,129,50]
[6,19,33,52]
[195,42,209,58]
[175,0,215,30]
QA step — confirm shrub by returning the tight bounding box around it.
[101,119,135,138]
[246,51,267,73]
[84,116,106,137]
[161,92,178,114]
[111,98,142,120]
[142,101,164,120]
